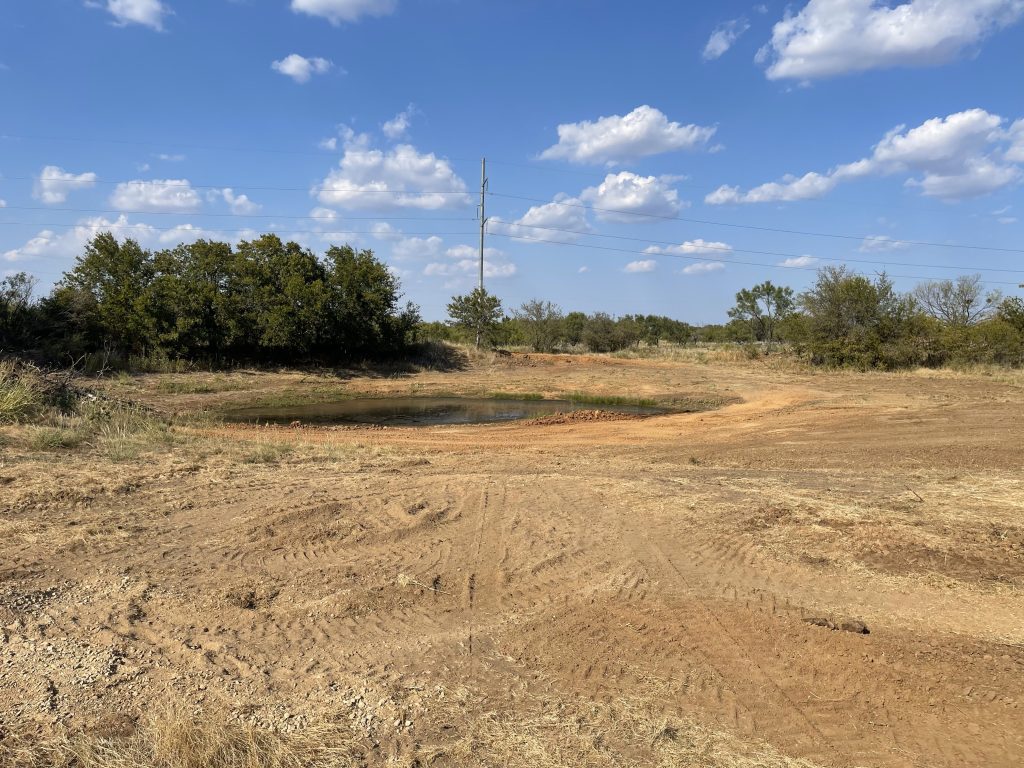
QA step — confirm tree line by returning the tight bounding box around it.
[439,270,1024,369]
[0,233,420,368]
[3,232,1022,371]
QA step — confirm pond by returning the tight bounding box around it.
[225,397,664,427]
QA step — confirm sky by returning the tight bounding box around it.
[1,0,1023,322]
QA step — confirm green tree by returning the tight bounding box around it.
[514,299,563,352]
[727,281,795,349]
[799,267,920,369]
[447,288,503,348]
[61,233,156,355]
[0,273,39,352]
[562,311,587,347]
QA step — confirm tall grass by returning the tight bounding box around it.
[0,360,44,424]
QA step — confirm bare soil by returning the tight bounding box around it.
[1,353,1022,766]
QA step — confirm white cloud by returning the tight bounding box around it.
[93,0,171,31]
[777,255,818,267]
[319,137,338,151]
[859,235,910,252]
[392,235,443,260]
[644,238,732,257]
[759,0,1024,80]
[382,105,415,139]
[682,262,725,275]
[2,215,222,263]
[290,0,397,25]
[488,194,591,242]
[624,259,657,273]
[272,54,333,83]
[1007,119,1024,162]
[424,245,516,279]
[540,105,717,165]
[110,179,202,212]
[999,216,1018,224]
[217,188,261,215]
[157,153,185,162]
[316,137,470,210]
[370,221,401,240]
[0,200,5,208]
[581,172,683,221]
[703,18,750,60]
[33,166,97,204]
[707,108,1023,204]
[578,266,590,273]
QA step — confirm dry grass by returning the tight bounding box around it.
[0,360,45,424]
[0,705,363,768]
[0,694,823,768]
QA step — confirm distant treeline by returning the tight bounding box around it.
[434,271,1024,369]
[3,232,1023,372]
[0,233,420,369]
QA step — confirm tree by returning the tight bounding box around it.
[912,274,999,326]
[563,312,588,347]
[799,267,920,369]
[997,296,1024,334]
[61,233,155,355]
[0,273,39,352]
[727,281,795,349]
[447,288,503,348]
[514,299,563,352]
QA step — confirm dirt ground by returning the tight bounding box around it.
[1,352,1022,766]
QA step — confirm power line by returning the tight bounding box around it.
[0,205,474,222]
[0,220,476,238]
[488,192,1024,254]
[487,221,1024,275]
[487,231,1024,287]
[1,174,473,197]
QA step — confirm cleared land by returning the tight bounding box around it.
[1,351,1022,767]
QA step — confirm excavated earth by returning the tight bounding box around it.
[1,353,1022,766]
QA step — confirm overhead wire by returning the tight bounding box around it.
[487,231,1024,287]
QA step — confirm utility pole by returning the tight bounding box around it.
[479,157,488,292]
[476,157,488,348]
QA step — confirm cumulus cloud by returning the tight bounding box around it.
[3,215,224,263]
[110,179,202,212]
[624,259,657,273]
[703,18,750,60]
[424,245,516,279]
[707,108,1023,204]
[488,194,591,243]
[540,105,717,165]
[92,0,171,31]
[382,106,415,139]
[581,172,684,221]
[759,0,1024,80]
[33,166,97,204]
[216,188,261,215]
[315,133,470,210]
[681,261,726,275]
[643,238,732,257]
[392,235,443,260]
[859,235,910,252]
[272,54,333,83]
[777,255,818,267]
[290,0,397,25]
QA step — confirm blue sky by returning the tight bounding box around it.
[2,0,1023,322]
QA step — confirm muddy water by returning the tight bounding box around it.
[226,397,663,427]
